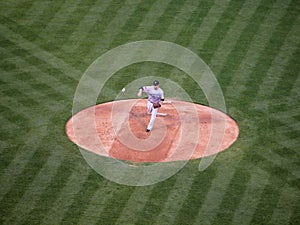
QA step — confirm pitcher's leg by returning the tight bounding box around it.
[147,101,153,114]
[147,108,158,131]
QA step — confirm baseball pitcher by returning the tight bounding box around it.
[137,80,165,132]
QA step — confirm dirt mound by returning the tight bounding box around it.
[66,99,239,162]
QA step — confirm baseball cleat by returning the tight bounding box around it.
[146,129,151,132]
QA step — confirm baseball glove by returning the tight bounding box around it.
[153,103,161,109]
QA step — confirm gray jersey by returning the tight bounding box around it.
[143,86,164,104]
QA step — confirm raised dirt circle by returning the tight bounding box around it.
[66,99,239,162]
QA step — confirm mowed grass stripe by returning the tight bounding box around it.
[175,0,215,47]
[0,140,36,201]
[77,182,119,225]
[208,165,250,224]
[208,0,263,76]
[0,116,20,138]
[0,97,63,143]
[179,0,264,101]
[3,146,67,225]
[0,102,31,157]
[270,82,300,158]
[289,73,300,99]
[231,168,269,225]
[153,169,198,225]
[275,134,300,155]
[129,0,173,41]
[143,0,187,40]
[259,149,300,179]
[101,2,193,70]
[0,57,71,218]
[241,0,299,106]
[18,120,81,224]
[256,46,300,158]
[59,172,103,224]
[20,156,77,225]
[0,138,18,156]
[1,0,34,21]
[254,18,300,101]
[0,87,34,123]
[38,0,83,39]
[0,68,66,113]
[0,133,22,174]
[24,0,67,36]
[86,0,177,100]
[200,0,246,63]
[0,95,42,138]
[41,0,101,50]
[0,15,47,45]
[0,24,82,79]
[115,185,156,225]
[125,0,207,82]
[1,1,63,55]
[249,170,290,224]
[98,0,172,83]
[0,94,43,135]
[105,0,158,49]
[0,128,51,223]
[188,0,231,52]
[253,145,299,184]
[124,0,200,78]
[215,0,273,91]
[226,3,298,214]
[95,184,136,225]
[290,188,300,223]
[172,166,217,225]
[67,0,124,65]
[0,131,32,183]
[270,42,300,104]
[40,167,91,225]
[83,0,143,64]
[18,0,52,27]
[1,39,75,103]
[131,178,178,225]
[269,185,299,225]
[61,0,112,53]
[224,0,292,99]
[155,168,202,224]
[0,99,57,197]
[1,45,75,101]
[160,0,202,41]
[265,109,300,148]
[0,1,18,17]
[275,120,300,137]
[193,163,237,225]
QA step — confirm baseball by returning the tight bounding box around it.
[121,88,126,92]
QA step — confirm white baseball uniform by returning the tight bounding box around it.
[142,85,164,131]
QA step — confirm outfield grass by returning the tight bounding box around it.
[0,0,299,224]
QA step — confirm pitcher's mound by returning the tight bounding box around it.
[66,99,239,162]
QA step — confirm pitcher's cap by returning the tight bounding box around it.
[153,80,159,86]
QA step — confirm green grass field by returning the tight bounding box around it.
[1,0,299,224]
